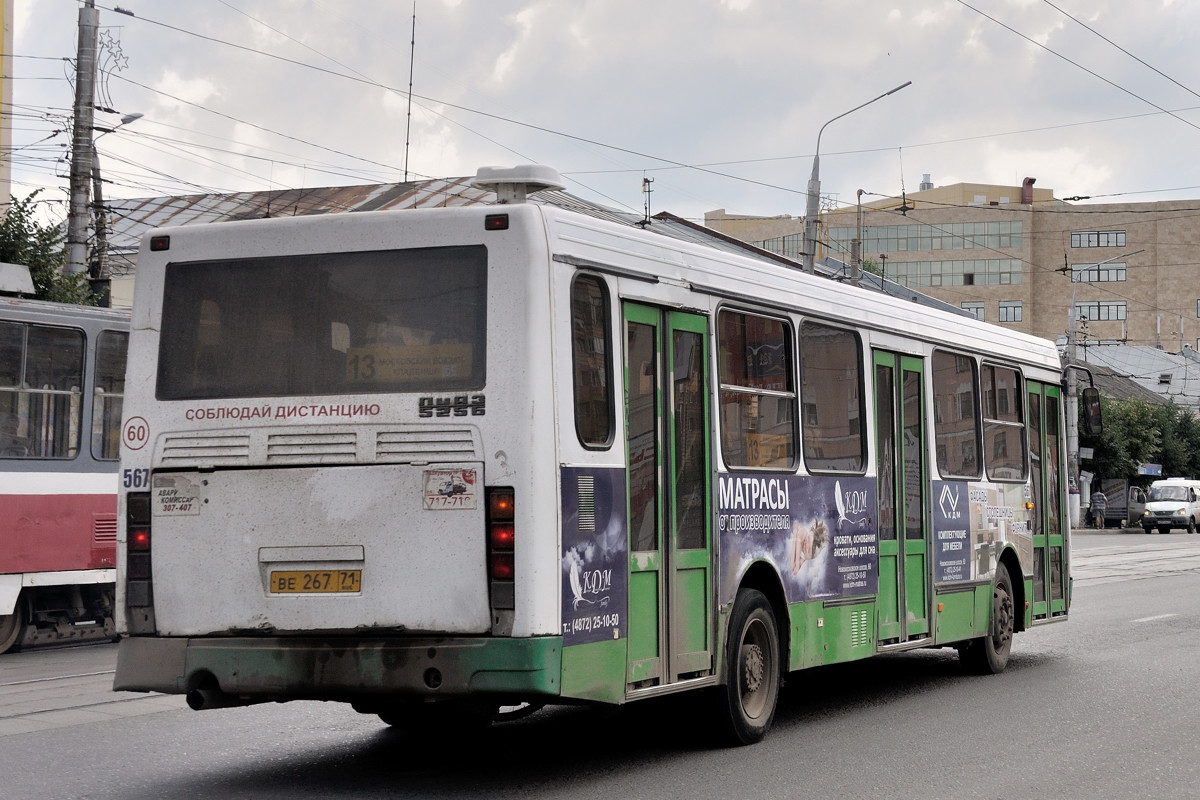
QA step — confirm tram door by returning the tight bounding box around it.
[624,304,713,689]
[873,351,931,643]
[1028,382,1068,619]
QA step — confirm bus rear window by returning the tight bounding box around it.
[156,245,487,400]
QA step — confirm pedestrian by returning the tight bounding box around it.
[1090,489,1108,529]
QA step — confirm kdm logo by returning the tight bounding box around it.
[939,484,963,520]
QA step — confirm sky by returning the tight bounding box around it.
[8,0,1200,226]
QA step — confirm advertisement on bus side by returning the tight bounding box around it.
[560,466,628,646]
[717,473,878,605]
[931,480,1033,582]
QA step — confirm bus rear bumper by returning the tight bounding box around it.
[114,635,562,700]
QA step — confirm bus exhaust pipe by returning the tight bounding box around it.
[186,688,266,711]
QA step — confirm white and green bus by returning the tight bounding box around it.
[114,166,1075,744]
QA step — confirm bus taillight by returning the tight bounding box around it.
[487,488,515,607]
[125,492,153,608]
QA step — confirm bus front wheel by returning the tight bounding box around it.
[718,589,781,745]
[961,567,1014,674]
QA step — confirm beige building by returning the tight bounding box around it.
[707,178,1200,351]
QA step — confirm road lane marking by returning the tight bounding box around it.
[1132,613,1177,623]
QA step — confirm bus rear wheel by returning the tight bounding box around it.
[718,589,780,745]
[377,700,495,735]
[961,567,1014,674]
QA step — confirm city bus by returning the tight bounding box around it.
[1,295,129,653]
[114,165,1072,744]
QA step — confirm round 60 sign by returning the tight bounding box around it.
[123,416,150,451]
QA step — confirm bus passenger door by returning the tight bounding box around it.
[624,304,713,689]
[1028,382,1067,619]
[873,351,931,643]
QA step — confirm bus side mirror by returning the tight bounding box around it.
[1081,387,1102,436]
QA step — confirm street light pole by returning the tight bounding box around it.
[1065,247,1145,526]
[90,113,143,284]
[803,81,911,274]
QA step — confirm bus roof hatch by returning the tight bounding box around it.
[471,164,564,204]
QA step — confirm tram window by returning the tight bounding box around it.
[717,310,796,469]
[92,330,129,460]
[570,275,613,447]
[0,322,83,459]
[932,350,981,478]
[982,363,1027,481]
[799,322,864,472]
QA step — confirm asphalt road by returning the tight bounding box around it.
[2,528,1198,799]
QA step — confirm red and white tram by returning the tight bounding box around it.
[0,294,129,653]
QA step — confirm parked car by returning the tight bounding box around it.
[1140,478,1200,534]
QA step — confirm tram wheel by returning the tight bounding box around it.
[0,601,26,655]
[961,567,1014,675]
[718,588,781,745]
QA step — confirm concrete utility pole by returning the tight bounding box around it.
[66,1,99,276]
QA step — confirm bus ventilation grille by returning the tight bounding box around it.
[850,608,871,649]
[375,429,479,462]
[577,474,596,531]
[161,433,252,465]
[267,432,356,463]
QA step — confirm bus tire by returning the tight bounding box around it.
[377,700,495,734]
[0,601,25,655]
[962,567,1014,675]
[718,589,780,745]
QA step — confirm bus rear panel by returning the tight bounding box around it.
[116,205,563,708]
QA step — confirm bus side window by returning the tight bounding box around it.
[799,321,864,473]
[981,363,1027,481]
[570,275,613,448]
[932,350,981,479]
[717,310,796,470]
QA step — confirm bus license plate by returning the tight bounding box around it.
[269,570,361,594]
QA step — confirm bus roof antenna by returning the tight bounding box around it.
[471,165,565,204]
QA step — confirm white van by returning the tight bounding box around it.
[1140,478,1200,534]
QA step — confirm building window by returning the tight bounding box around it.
[827,221,1023,255]
[1072,263,1126,283]
[961,302,985,321]
[998,301,1023,323]
[1070,230,1126,248]
[880,258,1022,289]
[1078,301,1127,321]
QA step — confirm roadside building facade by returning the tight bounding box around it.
[706,178,1200,352]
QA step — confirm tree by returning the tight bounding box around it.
[1152,401,1200,478]
[0,192,95,305]
[1081,394,1161,483]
